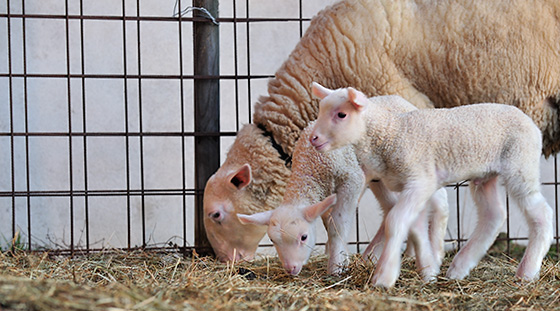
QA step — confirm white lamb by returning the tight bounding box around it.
[310,83,554,287]
[238,116,449,278]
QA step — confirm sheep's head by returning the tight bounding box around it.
[203,163,267,263]
[238,194,337,275]
[310,82,369,152]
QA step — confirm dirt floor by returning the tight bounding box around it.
[0,245,559,311]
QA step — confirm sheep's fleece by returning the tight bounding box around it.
[204,0,560,261]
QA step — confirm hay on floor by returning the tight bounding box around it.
[0,247,559,311]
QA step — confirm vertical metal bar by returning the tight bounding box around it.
[193,0,219,255]
[65,0,75,256]
[79,0,90,252]
[298,0,303,37]
[233,0,240,131]
[21,0,31,251]
[245,0,251,122]
[456,184,461,250]
[555,155,559,256]
[122,0,132,250]
[6,0,16,249]
[177,0,187,250]
[506,193,510,255]
[136,0,146,248]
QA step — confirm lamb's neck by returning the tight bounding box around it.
[282,174,328,209]
[353,110,398,178]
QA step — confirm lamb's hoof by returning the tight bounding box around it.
[445,265,468,280]
[421,269,439,283]
[515,267,539,282]
[371,272,397,288]
[328,263,346,276]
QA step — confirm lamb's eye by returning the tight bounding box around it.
[211,212,221,219]
[337,112,347,119]
[301,234,308,242]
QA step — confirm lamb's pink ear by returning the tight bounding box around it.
[238,211,272,226]
[347,87,369,111]
[311,82,333,100]
[304,194,337,222]
[228,164,252,190]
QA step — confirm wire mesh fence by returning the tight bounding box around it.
[0,0,559,258]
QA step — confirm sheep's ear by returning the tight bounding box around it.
[238,211,272,226]
[311,82,333,99]
[228,164,252,190]
[304,194,337,222]
[347,87,369,111]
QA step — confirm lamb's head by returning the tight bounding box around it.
[310,82,369,152]
[203,163,267,263]
[238,194,337,275]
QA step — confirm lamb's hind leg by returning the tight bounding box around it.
[446,176,505,280]
[513,190,553,281]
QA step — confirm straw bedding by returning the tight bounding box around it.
[0,246,558,311]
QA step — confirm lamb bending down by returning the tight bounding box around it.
[310,83,554,288]
[238,117,449,279]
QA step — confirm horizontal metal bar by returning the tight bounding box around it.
[0,13,311,23]
[0,188,200,198]
[0,131,238,137]
[0,73,275,80]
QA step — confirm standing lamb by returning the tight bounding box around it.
[204,0,560,262]
[237,114,449,278]
[310,83,554,288]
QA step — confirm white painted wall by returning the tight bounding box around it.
[0,1,558,256]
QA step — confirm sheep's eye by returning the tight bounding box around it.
[211,212,221,219]
[337,112,347,119]
[301,234,308,242]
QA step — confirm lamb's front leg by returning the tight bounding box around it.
[324,182,363,275]
[363,180,398,262]
[371,184,435,287]
[427,188,449,266]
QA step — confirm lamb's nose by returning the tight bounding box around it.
[310,135,318,144]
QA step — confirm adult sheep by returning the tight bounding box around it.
[203,0,560,262]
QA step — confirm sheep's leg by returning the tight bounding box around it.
[407,206,439,282]
[362,180,398,262]
[513,191,553,281]
[446,176,505,279]
[371,183,434,287]
[427,188,449,266]
[325,183,363,275]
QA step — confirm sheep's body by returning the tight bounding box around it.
[204,0,560,261]
[239,117,449,278]
[311,85,554,287]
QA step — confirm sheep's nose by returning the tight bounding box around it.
[284,263,301,275]
[310,135,318,144]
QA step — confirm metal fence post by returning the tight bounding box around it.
[193,0,219,256]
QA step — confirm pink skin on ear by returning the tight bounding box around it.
[229,164,252,190]
[303,194,337,222]
[237,210,272,227]
[311,82,333,100]
[347,87,368,111]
